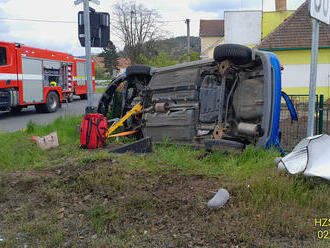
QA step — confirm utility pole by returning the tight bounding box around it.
[307,0,330,137]
[75,0,100,113]
[83,0,94,112]
[307,19,320,137]
[185,19,190,62]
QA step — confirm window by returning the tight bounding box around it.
[44,68,61,87]
[0,47,7,66]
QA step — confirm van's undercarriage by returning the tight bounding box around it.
[98,44,280,150]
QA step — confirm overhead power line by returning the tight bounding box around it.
[0,17,76,23]
[159,19,186,23]
[0,17,188,24]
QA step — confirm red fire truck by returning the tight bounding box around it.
[0,41,95,113]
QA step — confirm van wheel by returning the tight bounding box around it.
[126,65,152,85]
[126,65,151,77]
[98,75,125,115]
[213,44,252,65]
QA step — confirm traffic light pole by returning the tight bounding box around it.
[83,0,94,111]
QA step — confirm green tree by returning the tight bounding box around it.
[95,65,106,79]
[112,0,163,64]
[100,41,119,75]
[179,51,200,63]
[140,51,177,68]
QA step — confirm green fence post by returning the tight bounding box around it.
[319,94,324,134]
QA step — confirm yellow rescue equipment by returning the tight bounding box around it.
[105,102,143,138]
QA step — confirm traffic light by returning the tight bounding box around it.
[78,8,110,47]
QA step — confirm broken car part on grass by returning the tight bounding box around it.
[277,134,330,181]
[206,188,230,210]
[33,132,59,150]
[98,44,297,151]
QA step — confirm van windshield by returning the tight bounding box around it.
[0,47,7,66]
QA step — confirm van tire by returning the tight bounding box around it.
[213,44,252,65]
[204,139,245,151]
[97,75,125,116]
[126,65,151,77]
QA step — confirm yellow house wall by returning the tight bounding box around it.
[200,37,224,59]
[262,11,294,38]
[261,11,330,99]
[273,49,330,65]
[271,49,330,99]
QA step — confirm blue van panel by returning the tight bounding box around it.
[281,91,298,121]
[266,53,282,148]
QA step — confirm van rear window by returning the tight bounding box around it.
[0,47,7,66]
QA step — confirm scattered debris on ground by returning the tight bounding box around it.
[35,132,59,150]
[109,137,153,154]
[277,134,330,180]
[206,188,230,210]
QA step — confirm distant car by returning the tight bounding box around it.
[98,44,297,150]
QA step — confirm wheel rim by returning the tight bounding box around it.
[48,94,57,110]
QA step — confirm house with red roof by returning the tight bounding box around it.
[258,1,330,98]
[199,0,330,98]
[199,20,224,59]
[117,58,131,74]
[92,56,131,77]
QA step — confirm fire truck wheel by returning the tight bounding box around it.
[80,94,87,100]
[35,104,44,113]
[67,93,74,102]
[10,106,22,113]
[44,91,59,113]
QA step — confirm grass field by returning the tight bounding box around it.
[94,87,106,94]
[1,116,330,247]
[0,116,84,171]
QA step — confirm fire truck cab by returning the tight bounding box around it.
[0,41,95,113]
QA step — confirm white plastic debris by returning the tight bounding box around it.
[277,134,330,180]
[206,188,230,209]
[0,238,4,242]
[35,131,59,150]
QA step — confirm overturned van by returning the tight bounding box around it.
[98,44,297,150]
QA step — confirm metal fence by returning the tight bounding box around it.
[280,94,329,151]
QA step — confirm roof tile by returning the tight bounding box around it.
[258,1,330,49]
[200,20,224,37]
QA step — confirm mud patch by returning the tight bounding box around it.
[0,161,321,247]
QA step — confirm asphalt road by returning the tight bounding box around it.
[0,93,102,133]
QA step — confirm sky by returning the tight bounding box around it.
[0,0,306,56]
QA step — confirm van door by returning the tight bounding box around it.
[22,58,43,103]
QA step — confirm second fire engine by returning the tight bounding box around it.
[0,41,95,113]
